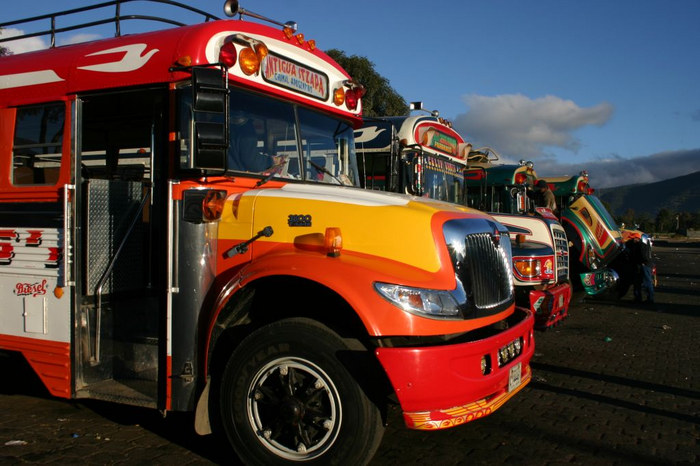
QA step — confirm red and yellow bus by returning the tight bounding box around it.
[0,2,533,463]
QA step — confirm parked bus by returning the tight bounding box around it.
[463,150,572,328]
[540,172,624,294]
[355,114,570,329]
[0,2,533,464]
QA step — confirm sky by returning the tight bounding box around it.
[2,0,700,188]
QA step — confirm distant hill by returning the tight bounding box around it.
[597,171,700,216]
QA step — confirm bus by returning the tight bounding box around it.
[356,114,570,329]
[540,172,624,294]
[463,150,572,328]
[0,1,533,464]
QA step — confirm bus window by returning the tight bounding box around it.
[298,107,358,186]
[12,103,64,186]
[81,90,156,181]
[358,152,390,191]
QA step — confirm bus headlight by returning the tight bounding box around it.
[374,282,463,319]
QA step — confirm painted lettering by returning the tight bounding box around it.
[14,279,48,297]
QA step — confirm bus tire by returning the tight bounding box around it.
[219,317,384,465]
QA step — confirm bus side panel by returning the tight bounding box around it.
[0,334,70,397]
[0,226,72,398]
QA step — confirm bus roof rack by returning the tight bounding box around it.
[0,0,219,48]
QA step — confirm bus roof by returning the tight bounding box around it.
[540,174,594,196]
[0,17,361,122]
[355,115,468,162]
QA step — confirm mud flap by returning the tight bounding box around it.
[194,376,212,435]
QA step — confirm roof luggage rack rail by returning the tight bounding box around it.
[0,0,220,48]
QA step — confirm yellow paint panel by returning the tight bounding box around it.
[218,186,477,273]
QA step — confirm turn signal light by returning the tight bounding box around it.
[514,173,527,185]
[176,55,192,67]
[514,259,541,278]
[239,47,260,75]
[333,87,345,106]
[324,227,342,257]
[203,190,227,222]
[255,42,269,62]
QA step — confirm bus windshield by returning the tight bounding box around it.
[585,194,619,231]
[178,86,358,185]
[407,151,464,203]
[467,184,526,213]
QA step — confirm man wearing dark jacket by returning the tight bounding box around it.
[627,232,655,304]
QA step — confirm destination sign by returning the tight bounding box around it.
[418,126,459,157]
[426,130,458,156]
[262,53,328,100]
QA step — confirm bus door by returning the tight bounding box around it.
[74,88,167,408]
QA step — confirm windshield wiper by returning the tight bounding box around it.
[308,158,343,185]
[254,170,277,188]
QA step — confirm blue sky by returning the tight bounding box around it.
[2,0,700,187]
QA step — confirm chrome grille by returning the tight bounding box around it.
[552,226,569,280]
[462,232,513,310]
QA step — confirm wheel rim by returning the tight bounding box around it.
[247,356,342,461]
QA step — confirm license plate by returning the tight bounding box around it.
[508,362,522,392]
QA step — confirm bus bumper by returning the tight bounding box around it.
[580,268,619,295]
[375,307,534,430]
[530,282,572,329]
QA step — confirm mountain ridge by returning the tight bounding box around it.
[596,170,700,216]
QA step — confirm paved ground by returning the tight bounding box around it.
[1,242,698,465]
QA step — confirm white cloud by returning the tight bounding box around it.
[61,33,102,46]
[0,28,49,54]
[0,28,102,54]
[453,94,614,159]
[534,149,700,188]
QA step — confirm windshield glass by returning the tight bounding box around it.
[297,107,358,186]
[585,194,619,230]
[408,152,465,203]
[177,86,357,185]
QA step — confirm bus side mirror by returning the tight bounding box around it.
[194,122,226,170]
[192,67,228,171]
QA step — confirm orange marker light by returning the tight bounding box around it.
[307,39,316,50]
[324,227,342,257]
[283,26,295,40]
[255,42,269,62]
[203,190,227,222]
[333,87,345,106]
[176,55,192,67]
[239,47,260,75]
[295,33,305,45]
[514,259,540,278]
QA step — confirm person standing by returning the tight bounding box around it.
[534,179,557,211]
[628,232,655,304]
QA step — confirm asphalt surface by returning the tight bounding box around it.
[1,241,698,465]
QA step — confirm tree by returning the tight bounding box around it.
[326,49,408,117]
[620,208,637,229]
[655,208,674,233]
